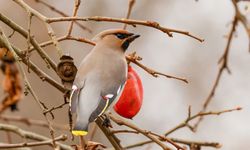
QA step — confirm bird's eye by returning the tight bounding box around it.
[115,33,127,39]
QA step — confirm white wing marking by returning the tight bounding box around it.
[69,85,77,108]
[104,94,114,99]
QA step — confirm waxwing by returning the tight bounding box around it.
[70,29,140,136]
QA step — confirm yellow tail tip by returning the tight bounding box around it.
[72,130,88,136]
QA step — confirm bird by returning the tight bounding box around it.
[70,29,140,136]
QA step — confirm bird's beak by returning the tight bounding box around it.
[121,33,140,51]
[126,34,140,43]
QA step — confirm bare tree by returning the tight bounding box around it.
[0,0,248,150]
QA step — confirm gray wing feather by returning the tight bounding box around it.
[74,77,101,130]
[89,80,126,122]
[89,96,108,122]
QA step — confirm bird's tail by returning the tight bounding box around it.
[72,122,89,136]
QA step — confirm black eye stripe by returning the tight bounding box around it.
[114,33,131,39]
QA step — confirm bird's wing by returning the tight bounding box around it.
[88,83,125,122]
[69,53,94,113]
[73,76,102,133]
[89,95,109,122]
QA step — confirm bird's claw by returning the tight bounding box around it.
[101,114,113,128]
[72,141,106,150]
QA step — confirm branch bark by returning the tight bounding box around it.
[47,16,204,42]
[0,123,73,150]
[0,12,57,71]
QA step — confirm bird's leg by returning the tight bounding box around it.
[79,136,87,150]
[101,113,113,128]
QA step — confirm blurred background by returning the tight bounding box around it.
[1,0,250,149]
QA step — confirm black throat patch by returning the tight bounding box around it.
[121,40,130,51]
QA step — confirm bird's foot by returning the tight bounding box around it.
[86,141,106,150]
[101,114,113,128]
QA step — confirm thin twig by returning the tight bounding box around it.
[111,129,139,134]
[0,30,58,147]
[33,0,92,33]
[30,37,186,84]
[124,138,221,149]
[0,135,67,149]
[170,138,221,148]
[0,26,66,93]
[26,12,32,73]
[95,117,124,150]
[67,0,81,36]
[0,12,57,71]
[192,7,239,131]
[13,0,63,57]
[166,107,241,136]
[47,16,204,42]
[18,60,57,147]
[148,132,184,150]
[43,101,69,116]
[109,113,172,150]
[126,52,188,83]
[0,115,68,130]
[0,123,72,150]
[123,0,136,30]
[124,107,241,149]
[28,35,95,52]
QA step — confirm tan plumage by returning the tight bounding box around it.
[70,29,140,136]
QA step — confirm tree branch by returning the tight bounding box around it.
[33,0,92,33]
[108,113,172,150]
[0,12,57,71]
[47,16,204,42]
[126,52,188,83]
[0,115,68,130]
[13,0,63,57]
[124,107,241,149]
[192,2,239,130]
[0,123,73,150]
[0,135,67,149]
[123,0,135,30]
[95,117,124,150]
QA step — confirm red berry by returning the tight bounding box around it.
[114,65,143,119]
